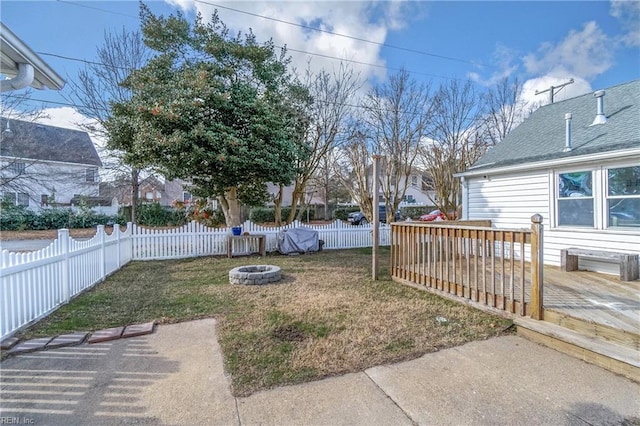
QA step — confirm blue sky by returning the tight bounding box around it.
[1,0,639,130]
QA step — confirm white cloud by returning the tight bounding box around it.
[523,21,613,80]
[468,43,518,86]
[521,75,592,108]
[163,1,415,85]
[610,0,640,47]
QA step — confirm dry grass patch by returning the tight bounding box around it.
[19,248,513,396]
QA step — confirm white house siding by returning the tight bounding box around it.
[544,229,639,275]
[466,167,640,276]
[467,171,550,229]
[0,159,99,209]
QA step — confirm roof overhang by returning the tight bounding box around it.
[0,22,65,91]
[456,146,640,178]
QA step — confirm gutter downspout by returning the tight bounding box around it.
[1,62,35,92]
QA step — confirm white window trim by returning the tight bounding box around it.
[605,164,640,229]
[552,163,640,230]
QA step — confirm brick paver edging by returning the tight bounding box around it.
[0,321,156,357]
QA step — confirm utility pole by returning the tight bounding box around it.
[372,154,382,280]
[534,78,574,104]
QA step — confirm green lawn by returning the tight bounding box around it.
[19,247,513,396]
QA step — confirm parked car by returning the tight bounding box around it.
[348,206,400,225]
[418,209,447,222]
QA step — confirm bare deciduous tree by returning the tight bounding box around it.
[481,76,530,146]
[334,129,375,222]
[420,79,485,217]
[65,27,150,223]
[363,69,432,222]
[279,63,361,224]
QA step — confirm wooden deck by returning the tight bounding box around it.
[543,265,640,336]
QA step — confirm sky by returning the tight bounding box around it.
[1,0,639,132]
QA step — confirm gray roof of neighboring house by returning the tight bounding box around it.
[467,79,640,173]
[0,117,102,167]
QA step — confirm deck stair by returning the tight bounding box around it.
[515,309,640,382]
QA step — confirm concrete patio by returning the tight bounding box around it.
[1,319,638,425]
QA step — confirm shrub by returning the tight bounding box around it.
[33,207,73,230]
[187,201,225,227]
[249,207,275,223]
[0,202,36,231]
[332,206,360,221]
[249,207,315,223]
[137,203,188,227]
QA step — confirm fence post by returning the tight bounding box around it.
[530,214,544,320]
[191,221,197,257]
[115,225,121,267]
[98,225,106,281]
[59,228,70,302]
[129,222,136,260]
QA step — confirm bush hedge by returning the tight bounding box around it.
[332,206,361,221]
[249,206,315,223]
[0,202,125,231]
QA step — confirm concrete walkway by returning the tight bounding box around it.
[1,319,638,425]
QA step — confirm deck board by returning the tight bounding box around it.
[396,260,639,336]
[543,266,640,335]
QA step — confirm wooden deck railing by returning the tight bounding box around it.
[391,215,544,319]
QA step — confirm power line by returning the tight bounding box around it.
[195,0,483,67]
[37,52,134,72]
[56,0,138,19]
[2,93,485,125]
[2,94,109,112]
[53,0,479,83]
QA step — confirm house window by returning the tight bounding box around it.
[146,191,154,200]
[85,168,97,183]
[403,194,415,203]
[411,176,418,186]
[41,194,49,207]
[557,171,594,227]
[607,166,640,228]
[183,192,192,204]
[17,192,29,207]
[8,162,25,174]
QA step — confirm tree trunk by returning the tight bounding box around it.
[218,187,242,226]
[273,184,284,226]
[288,185,304,223]
[131,167,140,224]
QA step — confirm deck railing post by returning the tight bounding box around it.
[530,214,544,320]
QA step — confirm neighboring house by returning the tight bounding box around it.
[361,164,436,207]
[100,175,189,208]
[0,118,102,209]
[1,22,65,92]
[457,79,639,275]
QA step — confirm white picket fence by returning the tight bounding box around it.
[1,220,390,339]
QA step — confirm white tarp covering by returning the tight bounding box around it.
[277,227,320,254]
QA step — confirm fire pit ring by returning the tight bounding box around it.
[229,265,282,285]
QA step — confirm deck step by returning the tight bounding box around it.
[515,317,640,383]
[543,309,639,352]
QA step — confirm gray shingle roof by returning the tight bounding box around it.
[0,117,102,167]
[468,79,640,173]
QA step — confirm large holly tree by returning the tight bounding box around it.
[106,5,310,226]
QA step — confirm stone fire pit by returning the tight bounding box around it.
[229,265,282,285]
